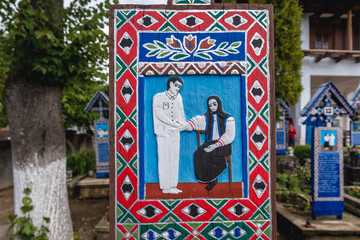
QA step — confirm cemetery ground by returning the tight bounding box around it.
[1,147,360,239]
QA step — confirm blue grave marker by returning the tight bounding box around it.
[84,91,110,178]
[312,127,344,219]
[276,99,291,154]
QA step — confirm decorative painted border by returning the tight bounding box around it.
[139,61,246,76]
[313,127,344,201]
[110,4,275,240]
[173,0,211,5]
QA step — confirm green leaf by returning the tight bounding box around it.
[218,42,228,49]
[169,52,190,61]
[146,49,161,57]
[23,188,31,195]
[43,217,50,224]
[195,52,212,60]
[23,222,35,236]
[227,49,239,54]
[154,40,167,49]
[230,41,242,48]
[22,196,32,205]
[157,51,172,59]
[212,50,228,56]
[143,43,157,50]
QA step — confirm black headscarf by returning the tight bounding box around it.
[205,95,230,142]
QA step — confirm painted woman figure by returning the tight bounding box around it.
[323,133,330,148]
[179,96,235,191]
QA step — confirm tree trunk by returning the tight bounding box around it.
[4,76,73,239]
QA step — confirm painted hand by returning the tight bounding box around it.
[204,142,220,152]
[172,120,182,128]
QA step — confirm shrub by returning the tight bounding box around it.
[294,145,311,165]
[66,151,96,175]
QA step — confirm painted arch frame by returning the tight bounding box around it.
[109,2,276,239]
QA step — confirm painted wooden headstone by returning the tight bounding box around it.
[109,1,276,239]
[312,127,344,219]
[276,99,291,154]
[300,82,355,219]
[84,91,110,178]
[350,85,360,146]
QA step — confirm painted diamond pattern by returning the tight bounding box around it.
[121,175,134,200]
[230,227,246,239]
[228,203,250,217]
[114,7,272,237]
[119,32,134,55]
[161,228,181,240]
[141,230,160,239]
[182,203,206,219]
[253,174,267,198]
[209,226,228,239]
[121,79,134,103]
[137,15,158,27]
[251,32,264,56]
[179,15,204,28]
[173,0,211,4]
[137,204,162,219]
[120,129,134,152]
[250,80,264,103]
[225,14,247,27]
[251,125,266,150]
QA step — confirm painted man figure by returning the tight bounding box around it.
[153,76,186,194]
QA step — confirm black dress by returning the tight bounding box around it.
[194,142,231,182]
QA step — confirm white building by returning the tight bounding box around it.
[295,1,360,145]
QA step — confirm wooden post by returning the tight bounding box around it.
[348,9,353,51]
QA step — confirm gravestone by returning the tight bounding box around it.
[312,127,344,219]
[109,1,276,239]
[276,99,291,154]
[300,82,355,219]
[84,91,110,178]
[350,84,360,146]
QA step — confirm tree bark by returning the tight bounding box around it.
[4,76,73,239]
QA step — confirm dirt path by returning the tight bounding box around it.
[0,187,108,240]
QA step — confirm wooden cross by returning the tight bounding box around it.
[91,99,109,118]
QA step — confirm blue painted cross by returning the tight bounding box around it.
[90,99,109,118]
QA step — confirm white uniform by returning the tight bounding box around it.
[329,134,336,146]
[153,91,186,190]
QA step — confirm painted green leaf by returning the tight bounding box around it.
[170,52,190,61]
[157,50,172,59]
[146,49,161,57]
[195,52,212,60]
[227,49,239,54]
[218,42,228,49]
[213,50,228,56]
[230,41,242,48]
[143,43,157,50]
[154,40,167,49]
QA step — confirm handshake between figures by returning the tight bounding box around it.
[168,121,186,134]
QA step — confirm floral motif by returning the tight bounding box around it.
[143,34,242,61]
[166,36,182,49]
[184,35,197,53]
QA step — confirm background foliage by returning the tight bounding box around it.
[66,151,96,175]
[248,0,304,105]
[0,0,113,129]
